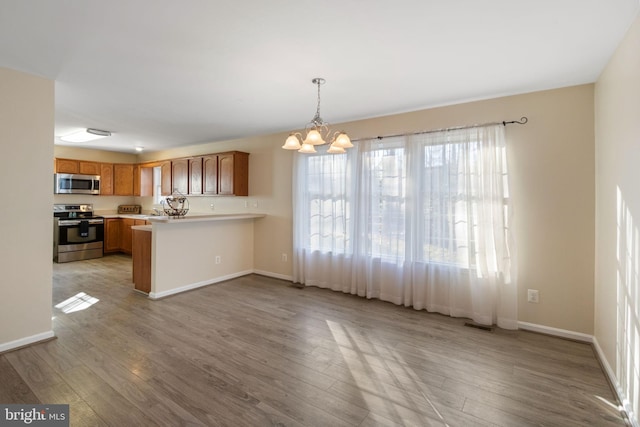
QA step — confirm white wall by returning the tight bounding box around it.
[151,218,255,297]
[0,67,54,351]
[595,13,640,423]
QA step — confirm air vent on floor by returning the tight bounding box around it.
[464,321,494,332]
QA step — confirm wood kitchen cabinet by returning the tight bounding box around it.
[160,161,172,195]
[54,158,101,175]
[171,159,189,194]
[79,161,100,175]
[54,158,79,174]
[120,218,135,254]
[54,149,248,198]
[100,163,114,195]
[191,152,248,196]
[133,165,140,196]
[104,218,121,253]
[202,155,218,195]
[188,157,203,195]
[132,228,152,293]
[105,218,149,255]
[114,164,134,195]
[218,151,249,196]
[138,166,153,197]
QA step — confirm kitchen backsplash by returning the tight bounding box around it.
[53,194,136,212]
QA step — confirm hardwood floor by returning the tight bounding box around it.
[0,255,629,426]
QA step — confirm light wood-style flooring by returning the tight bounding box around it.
[0,254,629,426]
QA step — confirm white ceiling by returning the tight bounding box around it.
[1,1,638,153]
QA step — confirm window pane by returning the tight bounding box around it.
[306,153,351,253]
[420,140,477,267]
[363,146,406,260]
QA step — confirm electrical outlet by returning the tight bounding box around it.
[210,203,215,211]
[215,256,221,264]
[527,289,539,303]
[253,201,259,208]
[281,253,288,262]
[244,201,249,208]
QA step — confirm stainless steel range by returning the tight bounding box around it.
[53,204,104,263]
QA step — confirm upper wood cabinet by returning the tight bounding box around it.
[139,166,153,197]
[133,165,140,196]
[218,151,248,196]
[79,161,100,175]
[54,150,248,197]
[202,155,218,195]
[160,161,172,196]
[114,164,134,195]
[54,158,79,174]
[188,152,248,196]
[55,158,101,175]
[188,157,203,195]
[171,159,189,194]
[100,163,114,195]
[104,218,121,253]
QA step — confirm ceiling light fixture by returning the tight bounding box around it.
[282,78,352,154]
[60,128,111,143]
[135,146,144,152]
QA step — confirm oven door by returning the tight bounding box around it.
[55,218,104,262]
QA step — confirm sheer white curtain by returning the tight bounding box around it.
[292,125,517,329]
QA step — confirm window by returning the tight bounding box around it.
[297,128,509,269]
[292,125,515,328]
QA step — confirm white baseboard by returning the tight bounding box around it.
[252,269,293,282]
[517,321,593,342]
[0,330,55,354]
[593,337,639,427]
[149,270,254,299]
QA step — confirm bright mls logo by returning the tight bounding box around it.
[0,404,69,426]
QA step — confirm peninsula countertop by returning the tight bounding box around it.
[98,211,265,223]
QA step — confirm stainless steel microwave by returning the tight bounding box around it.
[54,173,101,195]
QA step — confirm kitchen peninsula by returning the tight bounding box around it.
[132,213,265,299]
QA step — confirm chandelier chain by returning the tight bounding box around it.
[311,77,325,126]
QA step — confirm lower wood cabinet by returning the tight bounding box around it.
[104,218,121,253]
[120,218,135,254]
[104,218,149,255]
[132,229,152,294]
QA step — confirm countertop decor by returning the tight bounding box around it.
[161,192,189,217]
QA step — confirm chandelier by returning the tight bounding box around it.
[282,78,353,154]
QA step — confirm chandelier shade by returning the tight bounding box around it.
[282,78,352,154]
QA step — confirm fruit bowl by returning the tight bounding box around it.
[161,192,189,217]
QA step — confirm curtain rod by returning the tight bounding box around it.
[353,116,528,142]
